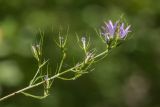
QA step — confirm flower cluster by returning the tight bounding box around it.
[101,20,131,45]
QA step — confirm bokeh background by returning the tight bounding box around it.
[0,0,160,107]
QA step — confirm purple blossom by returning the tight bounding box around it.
[119,23,131,39]
[103,20,118,38]
[101,20,118,43]
[101,20,131,44]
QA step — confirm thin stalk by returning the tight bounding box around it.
[21,92,48,99]
[0,62,81,102]
[93,49,108,59]
[57,53,65,73]
[30,60,48,85]
[0,49,108,102]
[29,68,40,85]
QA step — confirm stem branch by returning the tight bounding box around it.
[0,49,108,102]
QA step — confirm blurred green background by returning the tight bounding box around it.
[0,0,160,107]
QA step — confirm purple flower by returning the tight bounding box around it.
[101,20,118,43]
[101,20,131,44]
[119,23,131,39]
[104,20,118,38]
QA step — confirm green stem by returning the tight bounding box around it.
[0,49,108,102]
[30,60,48,85]
[0,63,80,102]
[21,92,48,99]
[93,49,108,59]
[57,53,65,73]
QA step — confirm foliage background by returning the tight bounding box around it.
[0,0,160,107]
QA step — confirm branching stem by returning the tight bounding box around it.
[0,49,108,102]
